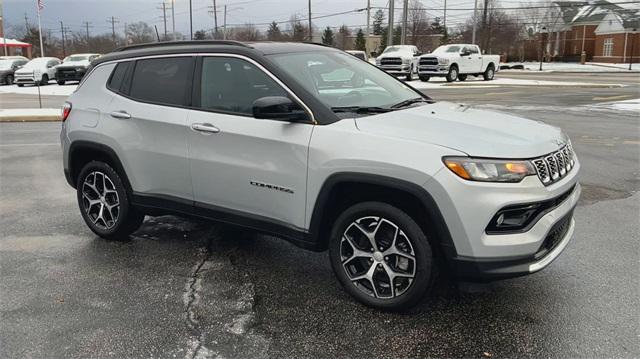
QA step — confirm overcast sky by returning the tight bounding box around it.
[3,0,491,38]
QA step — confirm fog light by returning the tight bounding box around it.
[486,204,541,233]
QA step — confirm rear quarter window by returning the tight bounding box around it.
[107,61,131,93]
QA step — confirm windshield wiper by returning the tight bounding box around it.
[331,106,395,114]
[390,97,430,109]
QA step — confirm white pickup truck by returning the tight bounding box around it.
[417,44,499,82]
[375,45,421,81]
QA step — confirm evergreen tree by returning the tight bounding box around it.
[194,30,207,40]
[372,10,385,35]
[322,27,334,46]
[355,28,366,51]
[266,21,282,41]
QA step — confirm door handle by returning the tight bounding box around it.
[191,123,220,134]
[110,111,131,119]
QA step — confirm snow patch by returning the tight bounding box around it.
[405,76,619,89]
[0,83,77,96]
[587,98,640,112]
[0,108,60,117]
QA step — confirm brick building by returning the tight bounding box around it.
[542,0,639,63]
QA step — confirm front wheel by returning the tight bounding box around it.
[39,74,49,86]
[76,161,144,240]
[483,64,495,81]
[329,202,436,311]
[446,66,458,82]
[405,65,414,81]
[418,75,430,82]
[57,79,66,85]
[5,74,13,85]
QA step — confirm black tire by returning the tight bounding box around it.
[5,75,13,85]
[76,161,144,240]
[418,75,430,82]
[57,79,66,85]
[483,64,495,81]
[329,201,436,311]
[446,65,458,82]
[39,74,49,86]
[17,83,24,87]
[457,74,468,81]
[405,65,413,81]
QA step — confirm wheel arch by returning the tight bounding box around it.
[308,172,457,259]
[67,140,133,194]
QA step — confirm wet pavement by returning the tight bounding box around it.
[1,77,638,358]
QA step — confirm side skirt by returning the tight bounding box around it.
[131,192,322,251]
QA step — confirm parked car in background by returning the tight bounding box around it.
[375,45,421,81]
[14,57,61,86]
[0,56,29,85]
[56,53,101,85]
[417,44,500,82]
[346,50,368,62]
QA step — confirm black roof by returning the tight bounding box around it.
[93,40,335,66]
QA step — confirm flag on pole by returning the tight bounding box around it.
[38,0,44,11]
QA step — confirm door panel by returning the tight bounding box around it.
[188,111,312,228]
[187,55,313,229]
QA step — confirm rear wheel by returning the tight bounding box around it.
[457,74,468,81]
[329,202,436,311]
[483,64,495,81]
[5,75,13,85]
[76,161,144,240]
[446,65,458,82]
[418,75,430,82]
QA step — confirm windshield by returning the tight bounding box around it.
[23,58,49,69]
[64,55,90,62]
[383,46,410,54]
[432,45,462,54]
[268,51,425,111]
[0,60,12,70]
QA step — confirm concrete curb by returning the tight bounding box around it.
[0,116,61,122]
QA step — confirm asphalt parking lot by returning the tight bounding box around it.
[0,72,638,358]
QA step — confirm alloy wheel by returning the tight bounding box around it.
[81,171,120,230]
[340,216,416,299]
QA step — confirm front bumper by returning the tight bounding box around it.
[56,68,87,81]
[14,75,37,84]
[418,65,449,76]
[425,158,581,280]
[376,64,411,76]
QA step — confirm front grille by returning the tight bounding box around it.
[380,57,402,65]
[531,144,575,185]
[535,210,573,259]
[419,57,439,66]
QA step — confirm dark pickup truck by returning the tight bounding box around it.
[55,53,101,85]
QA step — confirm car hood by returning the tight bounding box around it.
[354,102,566,158]
[14,68,36,75]
[377,52,412,59]
[58,60,90,68]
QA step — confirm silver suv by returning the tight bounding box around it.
[61,41,580,310]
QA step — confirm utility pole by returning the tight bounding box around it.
[60,21,66,57]
[159,2,168,40]
[171,0,176,40]
[189,0,193,40]
[387,0,394,47]
[443,0,447,29]
[1,2,8,56]
[24,13,29,33]
[211,0,218,38]
[471,0,478,44]
[223,5,227,40]
[107,16,119,47]
[308,0,312,41]
[83,21,92,42]
[366,0,370,54]
[124,22,128,44]
[401,0,408,45]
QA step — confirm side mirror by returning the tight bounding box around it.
[47,64,53,68]
[252,96,309,122]
[460,51,470,56]
[414,52,422,57]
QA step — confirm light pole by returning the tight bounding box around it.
[539,26,546,71]
[171,0,176,40]
[189,0,193,40]
[630,28,637,71]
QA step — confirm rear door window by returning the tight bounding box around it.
[129,57,194,106]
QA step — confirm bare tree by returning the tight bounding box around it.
[231,24,261,41]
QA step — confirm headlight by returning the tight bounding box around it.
[438,58,449,65]
[375,59,381,65]
[443,157,536,183]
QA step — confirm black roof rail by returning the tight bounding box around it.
[302,41,333,48]
[113,40,252,52]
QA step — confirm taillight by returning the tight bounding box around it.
[62,102,72,122]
